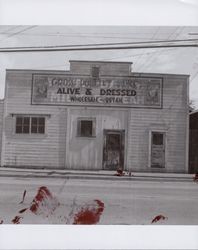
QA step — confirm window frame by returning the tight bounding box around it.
[31,117,45,134]
[148,130,167,169]
[91,66,100,79]
[14,115,46,135]
[15,116,30,134]
[77,117,96,138]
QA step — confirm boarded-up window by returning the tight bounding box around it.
[16,116,45,134]
[91,66,100,79]
[77,118,96,137]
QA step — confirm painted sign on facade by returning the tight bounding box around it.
[32,74,162,108]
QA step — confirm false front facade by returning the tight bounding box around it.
[0,60,189,173]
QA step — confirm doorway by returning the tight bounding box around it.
[151,131,165,168]
[103,130,125,170]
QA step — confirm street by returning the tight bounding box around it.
[0,176,198,225]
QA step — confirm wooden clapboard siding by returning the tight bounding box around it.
[189,111,198,173]
[0,100,4,165]
[127,76,188,173]
[2,62,189,172]
[66,108,128,170]
[3,71,67,168]
[70,60,132,76]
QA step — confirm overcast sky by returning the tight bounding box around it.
[0,25,198,107]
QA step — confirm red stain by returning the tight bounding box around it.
[114,168,125,176]
[73,199,104,225]
[19,208,28,214]
[151,214,167,224]
[30,186,59,216]
[128,171,134,177]
[193,173,198,182]
[30,186,52,213]
[19,190,27,204]
[12,216,22,224]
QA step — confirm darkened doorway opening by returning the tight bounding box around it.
[103,130,125,170]
[151,132,165,168]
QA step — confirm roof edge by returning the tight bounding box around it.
[69,60,133,64]
[190,109,198,115]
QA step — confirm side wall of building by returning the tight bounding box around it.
[189,112,198,173]
[0,100,4,165]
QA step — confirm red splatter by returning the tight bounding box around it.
[127,171,134,177]
[0,220,3,224]
[114,168,125,176]
[151,214,167,224]
[30,186,59,216]
[19,190,27,204]
[12,216,22,224]
[193,173,198,182]
[30,186,51,213]
[18,208,28,214]
[73,199,104,225]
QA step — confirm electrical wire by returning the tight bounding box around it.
[0,44,197,52]
[190,70,198,82]
[135,27,161,71]
[0,26,37,43]
[137,27,187,72]
[0,32,191,41]
[0,38,198,50]
[0,43,197,53]
[138,26,182,72]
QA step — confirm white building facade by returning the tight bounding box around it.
[0,60,189,173]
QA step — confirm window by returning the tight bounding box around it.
[31,117,45,134]
[91,66,100,79]
[15,116,45,134]
[152,132,164,145]
[16,117,30,134]
[77,118,96,137]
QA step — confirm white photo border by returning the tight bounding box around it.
[0,0,198,249]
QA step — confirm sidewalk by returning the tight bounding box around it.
[0,167,195,182]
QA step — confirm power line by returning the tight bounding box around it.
[0,26,22,34]
[0,38,198,50]
[0,37,197,53]
[98,50,163,61]
[139,26,183,72]
[0,44,197,53]
[0,32,189,41]
[30,49,171,70]
[0,26,37,43]
[190,70,198,82]
[34,51,166,69]
[135,27,161,71]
